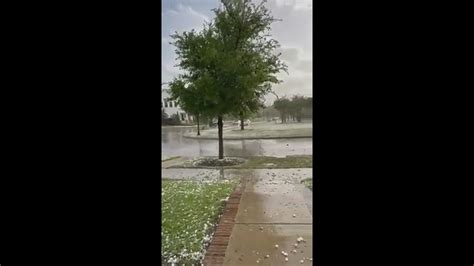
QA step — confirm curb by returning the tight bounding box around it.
[183,135,312,140]
[167,166,313,169]
[161,125,196,128]
[161,156,181,162]
[202,183,244,266]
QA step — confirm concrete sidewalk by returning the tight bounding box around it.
[222,170,313,265]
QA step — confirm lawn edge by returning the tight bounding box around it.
[165,155,313,169]
[301,177,313,191]
[202,182,244,266]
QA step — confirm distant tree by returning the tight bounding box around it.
[273,98,291,123]
[262,106,279,121]
[234,96,265,130]
[302,97,312,119]
[291,95,306,122]
[287,100,297,121]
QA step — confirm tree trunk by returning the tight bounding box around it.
[240,113,245,130]
[196,114,200,136]
[218,116,224,159]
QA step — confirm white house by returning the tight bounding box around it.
[161,88,193,123]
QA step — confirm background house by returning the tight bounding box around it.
[161,87,193,124]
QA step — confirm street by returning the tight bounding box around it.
[162,126,313,157]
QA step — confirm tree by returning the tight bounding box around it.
[274,95,308,123]
[233,96,265,130]
[287,99,296,121]
[168,79,205,136]
[262,105,278,121]
[273,97,291,123]
[170,0,287,159]
[290,95,306,122]
[302,97,312,119]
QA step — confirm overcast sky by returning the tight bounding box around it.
[162,0,312,105]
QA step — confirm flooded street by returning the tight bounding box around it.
[162,126,312,157]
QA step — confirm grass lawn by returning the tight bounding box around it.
[237,155,312,168]
[301,178,312,190]
[170,155,312,169]
[161,179,238,264]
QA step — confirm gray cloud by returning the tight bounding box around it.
[162,4,210,38]
[295,60,312,73]
[279,47,300,64]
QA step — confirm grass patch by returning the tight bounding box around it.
[301,178,313,190]
[192,157,245,167]
[236,155,312,168]
[161,179,238,265]
[162,156,180,162]
[171,155,312,169]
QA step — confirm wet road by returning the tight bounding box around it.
[162,126,312,157]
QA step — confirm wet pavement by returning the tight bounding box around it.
[223,225,312,265]
[237,185,312,223]
[162,126,312,157]
[223,169,313,265]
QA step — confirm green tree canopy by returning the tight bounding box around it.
[291,95,306,122]
[273,97,291,123]
[168,79,204,117]
[170,0,287,158]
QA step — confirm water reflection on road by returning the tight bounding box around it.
[162,126,312,157]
